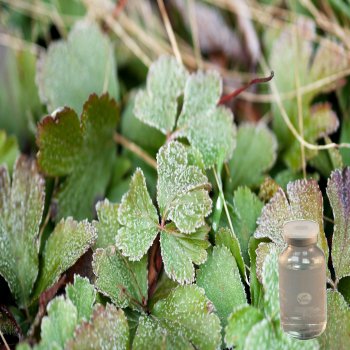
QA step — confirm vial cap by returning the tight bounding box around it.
[283,220,319,246]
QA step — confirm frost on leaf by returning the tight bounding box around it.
[0,130,19,172]
[133,285,221,350]
[160,223,210,284]
[0,156,45,307]
[157,141,212,233]
[196,245,246,327]
[134,56,237,168]
[269,20,345,170]
[227,123,277,190]
[66,275,96,323]
[319,290,350,349]
[116,168,159,260]
[39,296,78,350]
[254,179,328,261]
[134,55,188,134]
[93,199,120,249]
[215,227,246,281]
[326,167,350,281]
[92,246,148,310]
[37,93,119,220]
[231,187,263,265]
[225,304,264,349]
[36,21,118,114]
[177,71,236,167]
[34,218,96,296]
[66,304,129,350]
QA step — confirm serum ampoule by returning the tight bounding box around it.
[278,220,327,339]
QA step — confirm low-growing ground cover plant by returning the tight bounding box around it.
[1,1,350,349]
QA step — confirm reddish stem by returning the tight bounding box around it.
[148,235,162,301]
[113,0,128,18]
[218,71,274,104]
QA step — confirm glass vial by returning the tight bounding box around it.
[278,220,327,339]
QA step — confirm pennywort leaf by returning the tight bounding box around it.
[37,93,119,220]
[0,157,45,307]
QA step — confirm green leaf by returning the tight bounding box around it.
[133,285,221,350]
[66,275,96,323]
[196,246,246,327]
[116,168,159,260]
[0,157,45,306]
[254,179,328,261]
[319,291,350,349]
[215,227,246,282]
[0,131,19,172]
[37,21,118,114]
[134,55,188,134]
[225,304,264,349]
[231,187,263,264]
[66,304,129,350]
[92,245,148,310]
[39,296,77,350]
[34,218,96,296]
[177,71,236,168]
[157,141,212,233]
[94,199,120,249]
[37,93,119,220]
[269,22,344,169]
[227,123,277,190]
[326,167,350,281]
[160,224,210,284]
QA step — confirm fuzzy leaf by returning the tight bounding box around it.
[34,218,96,296]
[157,141,212,233]
[134,55,188,134]
[177,71,236,167]
[94,199,120,249]
[327,167,350,280]
[161,223,210,284]
[66,304,129,350]
[225,304,264,349]
[133,285,221,350]
[66,275,96,323]
[269,21,344,169]
[37,21,118,114]
[116,168,159,260]
[0,157,45,306]
[37,93,118,220]
[254,179,327,260]
[92,245,148,310]
[0,131,19,172]
[39,297,77,350]
[319,290,350,349]
[215,227,246,281]
[196,245,246,327]
[231,187,263,264]
[227,123,277,190]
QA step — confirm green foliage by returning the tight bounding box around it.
[0,131,19,172]
[0,157,45,307]
[196,246,246,327]
[37,21,118,113]
[66,304,129,350]
[134,56,236,168]
[37,93,119,220]
[227,123,277,190]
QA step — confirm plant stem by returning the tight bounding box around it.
[0,329,10,350]
[114,133,157,169]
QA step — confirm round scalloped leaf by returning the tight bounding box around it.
[0,156,45,307]
[66,304,129,350]
[37,20,118,114]
[116,168,159,261]
[157,141,212,233]
[196,245,246,327]
[134,55,188,134]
